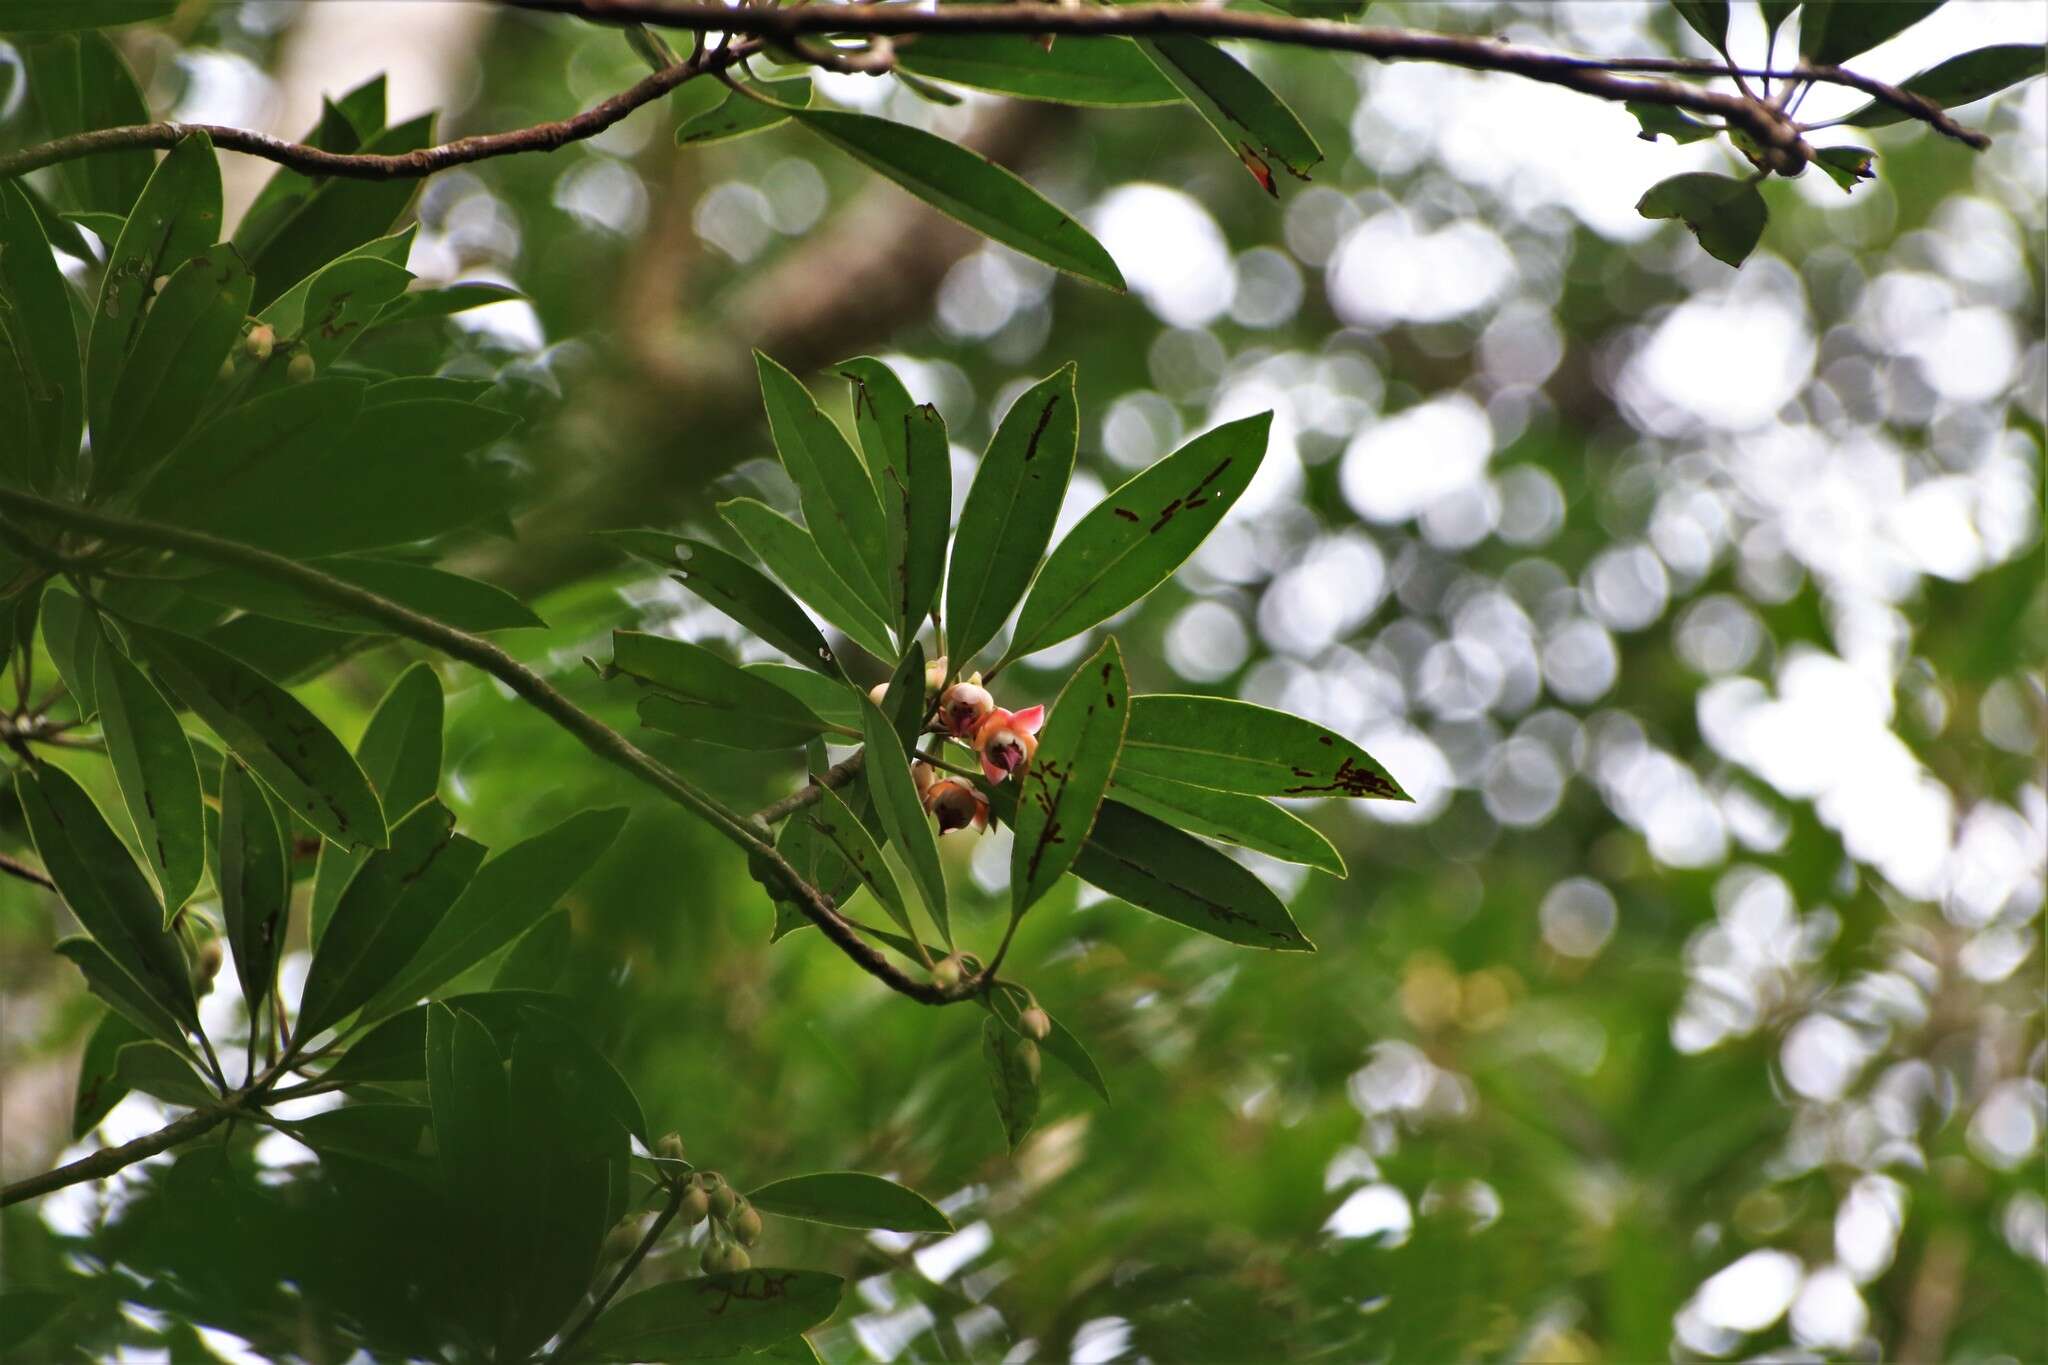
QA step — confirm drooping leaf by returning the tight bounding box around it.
[807,782,917,946]
[1138,36,1323,194]
[570,1271,845,1362]
[1007,413,1270,664]
[982,1015,1041,1151]
[19,764,197,1029]
[944,365,1079,669]
[83,134,220,444]
[612,630,831,749]
[1111,769,1346,876]
[491,910,572,991]
[112,1040,215,1108]
[1813,145,1878,191]
[38,585,100,716]
[1800,0,1944,67]
[839,357,951,641]
[94,639,206,917]
[896,34,1181,106]
[765,770,867,936]
[676,76,811,144]
[1635,171,1768,267]
[72,1008,147,1139]
[877,640,930,750]
[1628,101,1722,144]
[219,756,290,1016]
[1119,694,1407,799]
[427,1004,510,1222]
[719,497,899,663]
[755,352,895,626]
[296,802,486,1040]
[310,662,444,943]
[792,108,1124,289]
[180,556,544,634]
[857,694,950,945]
[1670,0,1730,51]
[361,806,626,1019]
[134,625,390,851]
[606,532,839,675]
[0,181,82,492]
[1840,44,2046,127]
[1009,639,1129,918]
[92,242,254,498]
[1071,798,1314,951]
[747,1172,953,1234]
[52,936,190,1056]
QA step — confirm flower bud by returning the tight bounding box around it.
[217,356,237,384]
[911,759,937,797]
[244,324,275,361]
[922,778,989,835]
[679,1178,711,1223]
[868,680,889,706]
[973,705,1044,783]
[602,1215,646,1261]
[718,1243,752,1273]
[930,954,963,989]
[655,1131,686,1162]
[730,1199,762,1246]
[706,1176,737,1219]
[286,351,316,384]
[924,656,950,692]
[1018,1006,1052,1042]
[1015,1038,1041,1083]
[192,937,224,995]
[939,680,995,739]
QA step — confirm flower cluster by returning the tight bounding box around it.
[882,668,1048,837]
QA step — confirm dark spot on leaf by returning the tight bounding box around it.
[1112,507,1139,523]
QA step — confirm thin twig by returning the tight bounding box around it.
[0,849,54,891]
[754,749,866,826]
[547,1177,691,1363]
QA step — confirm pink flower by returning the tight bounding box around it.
[973,705,1044,783]
[923,778,989,834]
[939,679,995,739]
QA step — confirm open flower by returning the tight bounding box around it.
[923,777,989,834]
[973,704,1044,783]
[939,677,994,739]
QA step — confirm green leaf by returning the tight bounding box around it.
[608,532,840,675]
[297,802,485,1040]
[1,0,176,29]
[1627,102,1722,144]
[985,983,1108,1103]
[764,770,866,934]
[719,497,899,663]
[1111,769,1345,877]
[1120,694,1407,799]
[677,77,811,144]
[19,764,196,1029]
[877,640,930,750]
[94,639,206,917]
[1008,413,1270,663]
[571,1271,844,1362]
[310,662,444,942]
[0,1291,70,1355]
[792,108,1124,289]
[254,224,413,340]
[895,68,966,106]
[1761,1,1798,40]
[361,806,626,1019]
[92,242,254,498]
[1009,638,1129,917]
[219,757,290,1016]
[281,1102,432,1172]
[72,1008,147,1139]
[806,782,918,947]
[747,1172,953,1233]
[1138,36,1323,194]
[858,694,950,945]
[491,910,572,992]
[52,937,189,1059]
[373,280,522,324]
[234,77,387,255]
[180,556,545,634]
[0,180,82,493]
[134,625,390,851]
[1840,45,2046,127]
[135,377,365,526]
[427,1004,510,1219]
[1800,0,1943,66]
[1635,171,1768,267]
[1069,798,1313,951]
[944,365,1079,668]
[982,1015,1041,1151]
[281,254,414,368]
[745,663,862,729]
[1670,0,1729,50]
[1813,144,1878,190]
[897,34,1182,106]
[84,133,221,454]
[112,1040,215,1108]
[612,630,831,748]
[39,585,100,716]
[839,357,951,641]
[755,351,895,625]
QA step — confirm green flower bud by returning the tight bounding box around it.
[931,955,963,989]
[244,324,275,361]
[601,1215,645,1261]
[678,1179,710,1223]
[192,938,224,995]
[655,1131,686,1162]
[1016,1038,1041,1083]
[286,351,316,384]
[718,1243,751,1273]
[730,1199,762,1246]
[706,1176,736,1220]
[1018,1006,1052,1041]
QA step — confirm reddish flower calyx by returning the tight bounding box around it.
[923,778,989,834]
[973,705,1044,783]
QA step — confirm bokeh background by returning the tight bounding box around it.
[2,2,2043,1360]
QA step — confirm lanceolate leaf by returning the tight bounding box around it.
[858,695,949,945]
[1074,799,1314,951]
[605,532,839,676]
[1120,694,1406,799]
[746,664,861,729]
[52,935,191,1052]
[1840,45,2046,127]
[807,781,916,946]
[39,587,100,717]
[94,641,206,917]
[1628,102,1721,144]
[1635,171,1767,267]
[1010,639,1129,918]
[1813,145,1878,191]
[1800,0,1944,67]
[0,181,82,492]
[234,76,385,264]
[613,631,828,732]
[720,497,899,663]
[1008,413,1270,663]
[219,757,290,1016]
[987,984,1109,1103]
[283,255,414,368]
[21,30,155,217]
[72,1009,147,1139]
[792,108,1125,290]
[755,352,895,625]
[1138,36,1323,194]
[571,1271,844,1363]
[136,377,366,525]
[113,1040,216,1108]
[427,1004,510,1223]
[491,910,571,992]
[676,77,811,144]
[135,626,390,852]
[297,802,486,1040]
[945,365,1079,669]
[1112,769,1346,877]
[1670,1,1730,52]
[311,662,444,943]
[982,1015,1041,1152]
[181,556,544,635]
[839,357,951,638]
[748,1172,953,1233]
[20,763,197,1030]
[1,0,176,26]
[896,34,1182,106]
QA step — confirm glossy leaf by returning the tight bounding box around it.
[858,694,950,944]
[607,532,839,675]
[1800,0,1943,66]
[982,1015,1041,1152]
[838,357,952,639]
[324,989,582,1085]
[94,640,206,917]
[1635,171,1767,267]
[612,630,831,747]
[793,108,1124,289]
[1670,0,1729,50]
[234,76,386,265]
[19,764,197,1030]
[296,802,486,1040]
[373,280,523,324]
[427,1004,510,1220]
[746,664,861,729]
[1008,413,1270,663]
[1139,36,1323,194]
[719,497,899,662]
[1010,639,1129,917]
[897,34,1181,106]
[571,1271,844,1362]
[0,181,82,492]
[677,76,811,144]
[755,352,895,624]
[53,938,189,1061]
[218,757,290,1016]
[361,806,626,1019]
[282,254,414,367]
[807,783,918,947]
[310,662,445,942]
[1072,799,1313,951]
[39,586,100,716]
[491,910,571,992]
[254,224,413,339]
[135,625,390,851]
[944,365,1079,668]
[180,555,545,635]
[113,1040,215,1108]
[1120,694,1406,799]
[747,1172,952,1234]
[1111,769,1345,877]
[72,1009,147,1139]
[136,377,366,525]
[1840,45,2046,127]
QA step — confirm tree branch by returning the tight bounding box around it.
[753,750,866,827]
[0,1105,229,1208]
[0,849,54,891]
